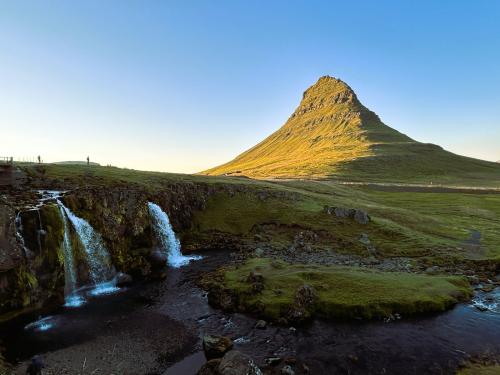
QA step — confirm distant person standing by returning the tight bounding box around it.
[87,156,90,166]
[37,155,41,164]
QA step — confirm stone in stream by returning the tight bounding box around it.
[197,359,222,375]
[265,357,282,366]
[203,335,234,360]
[255,319,267,329]
[150,249,168,268]
[217,350,262,375]
[114,272,133,287]
[281,365,296,375]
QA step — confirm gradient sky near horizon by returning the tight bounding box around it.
[1,1,499,173]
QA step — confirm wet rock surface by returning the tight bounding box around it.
[217,350,262,375]
[114,272,133,287]
[203,335,233,360]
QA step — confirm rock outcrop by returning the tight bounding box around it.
[324,206,370,224]
[286,284,316,323]
[1,169,296,322]
[0,198,65,319]
[198,350,262,375]
[202,335,234,360]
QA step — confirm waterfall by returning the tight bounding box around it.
[147,202,201,268]
[56,201,84,307]
[58,201,118,296]
[15,212,31,258]
[35,209,44,253]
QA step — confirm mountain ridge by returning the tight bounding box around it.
[201,76,500,185]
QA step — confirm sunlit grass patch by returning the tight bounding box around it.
[214,258,472,322]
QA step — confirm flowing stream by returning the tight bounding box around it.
[147,202,201,267]
[9,196,500,373]
[2,249,500,374]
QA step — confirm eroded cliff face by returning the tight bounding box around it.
[0,180,267,320]
[0,198,26,317]
[59,182,251,275]
[0,198,65,319]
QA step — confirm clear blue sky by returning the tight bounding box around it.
[1,1,499,172]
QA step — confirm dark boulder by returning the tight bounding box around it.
[218,350,262,375]
[335,207,355,218]
[255,319,267,329]
[353,209,370,224]
[150,249,167,268]
[287,284,316,323]
[324,206,370,224]
[207,284,236,311]
[114,272,133,287]
[197,359,222,375]
[203,335,233,360]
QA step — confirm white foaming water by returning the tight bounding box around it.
[57,200,80,305]
[147,202,202,268]
[472,288,500,313]
[35,209,43,253]
[89,281,120,296]
[24,316,55,332]
[14,212,31,258]
[64,293,86,308]
[60,204,116,284]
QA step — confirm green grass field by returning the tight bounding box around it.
[213,258,471,321]
[23,164,500,261]
[192,178,500,260]
[458,364,500,375]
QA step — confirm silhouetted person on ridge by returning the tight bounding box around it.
[37,155,41,164]
[26,355,44,375]
[87,156,89,166]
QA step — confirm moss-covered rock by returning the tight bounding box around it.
[1,202,65,320]
[457,364,500,375]
[0,351,11,375]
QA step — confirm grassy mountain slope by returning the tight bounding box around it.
[201,76,500,185]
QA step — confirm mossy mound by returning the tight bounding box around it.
[458,364,500,375]
[205,258,472,323]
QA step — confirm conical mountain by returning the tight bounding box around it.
[202,76,500,185]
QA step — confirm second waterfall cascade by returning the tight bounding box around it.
[147,202,201,268]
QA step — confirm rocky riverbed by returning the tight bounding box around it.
[2,249,500,375]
